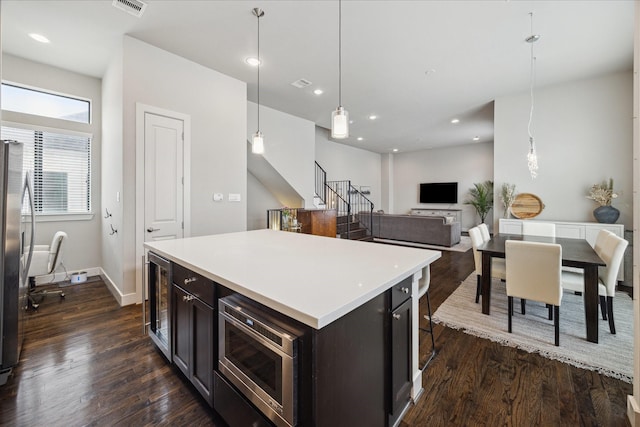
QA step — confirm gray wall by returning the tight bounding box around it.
[392,141,494,231]
[2,53,102,272]
[494,71,633,231]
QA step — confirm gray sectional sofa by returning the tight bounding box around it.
[370,212,461,247]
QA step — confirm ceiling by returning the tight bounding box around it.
[0,0,634,154]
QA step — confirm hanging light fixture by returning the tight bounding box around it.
[331,0,349,139]
[526,12,540,179]
[251,8,265,154]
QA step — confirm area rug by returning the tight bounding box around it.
[374,235,472,253]
[432,273,633,383]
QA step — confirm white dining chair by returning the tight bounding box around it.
[478,223,491,241]
[505,240,563,346]
[469,226,506,304]
[561,229,628,334]
[522,221,556,237]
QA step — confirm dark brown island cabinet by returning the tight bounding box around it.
[147,253,417,427]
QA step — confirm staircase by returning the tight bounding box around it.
[315,162,374,241]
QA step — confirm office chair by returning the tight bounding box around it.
[28,231,67,309]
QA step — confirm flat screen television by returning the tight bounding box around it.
[419,182,458,204]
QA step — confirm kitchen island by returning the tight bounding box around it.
[145,229,441,427]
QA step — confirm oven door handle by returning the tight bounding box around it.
[221,311,295,359]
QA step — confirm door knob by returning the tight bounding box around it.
[147,227,158,232]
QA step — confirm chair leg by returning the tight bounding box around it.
[508,296,513,333]
[521,298,526,315]
[547,304,553,320]
[475,275,481,304]
[600,295,608,320]
[420,290,437,371]
[554,305,560,346]
[607,296,616,335]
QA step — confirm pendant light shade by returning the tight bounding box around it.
[331,106,349,139]
[526,12,540,179]
[252,8,265,154]
[331,0,349,139]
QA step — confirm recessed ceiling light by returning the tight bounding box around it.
[392,148,399,152]
[349,120,354,124]
[313,89,323,95]
[451,118,460,124]
[368,115,377,120]
[245,57,261,66]
[357,137,363,141]
[29,33,50,44]
[473,136,480,141]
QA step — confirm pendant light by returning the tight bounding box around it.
[526,12,540,179]
[331,0,349,139]
[251,8,265,154]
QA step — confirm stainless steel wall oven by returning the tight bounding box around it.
[218,295,299,427]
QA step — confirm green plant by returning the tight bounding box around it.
[465,180,494,223]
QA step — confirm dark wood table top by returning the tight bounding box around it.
[477,234,605,267]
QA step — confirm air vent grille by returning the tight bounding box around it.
[291,78,312,89]
[112,0,147,18]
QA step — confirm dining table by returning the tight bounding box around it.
[477,234,606,343]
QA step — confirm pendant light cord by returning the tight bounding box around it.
[527,12,535,141]
[257,11,261,129]
[338,0,342,107]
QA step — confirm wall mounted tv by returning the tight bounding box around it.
[419,182,458,204]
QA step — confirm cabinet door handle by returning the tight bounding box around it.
[147,227,159,233]
[392,313,401,320]
[182,295,194,302]
[184,277,197,285]
[400,287,410,294]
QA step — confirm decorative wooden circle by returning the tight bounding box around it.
[510,193,545,219]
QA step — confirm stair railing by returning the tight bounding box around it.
[326,180,374,239]
[314,161,327,206]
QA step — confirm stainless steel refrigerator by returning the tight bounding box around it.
[0,140,34,386]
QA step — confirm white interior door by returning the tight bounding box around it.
[144,113,184,242]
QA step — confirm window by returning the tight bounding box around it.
[1,83,91,124]
[1,125,91,215]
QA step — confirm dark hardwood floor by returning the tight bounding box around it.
[0,249,632,426]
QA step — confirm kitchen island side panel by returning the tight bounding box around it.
[312,291,387,427]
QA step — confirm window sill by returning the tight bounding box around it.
[35,213,95,222]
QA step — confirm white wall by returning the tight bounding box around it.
[2,53,102,272]
[247,101,315,207]
[392,142,494,231]
[101,42,124,294]
[494,71,633,231]
[247,172,281,230]
[100,36,247,301]
[315,127,382,209]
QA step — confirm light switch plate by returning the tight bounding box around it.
[228,193,241,202]
[213,193,223,202]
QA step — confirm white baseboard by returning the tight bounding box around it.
[34,266,101,286]
[628,395,640,426]
[99,268,138,306]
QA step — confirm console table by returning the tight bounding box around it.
[498,218,625,280]
[411,208,462,223]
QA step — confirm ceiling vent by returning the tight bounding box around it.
[112,0,147,18]
[291,78,312,89]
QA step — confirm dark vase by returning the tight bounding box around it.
[593,205,620,224]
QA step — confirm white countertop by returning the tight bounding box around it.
[145,229,441,329]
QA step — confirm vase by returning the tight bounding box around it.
[593,205,620,224]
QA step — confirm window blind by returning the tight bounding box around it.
[1,125,91,214]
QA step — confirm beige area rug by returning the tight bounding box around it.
[374,235,472,253]
[432,273,633,383]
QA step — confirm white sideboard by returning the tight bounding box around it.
[411,208,462,223]
[498,218,625,280]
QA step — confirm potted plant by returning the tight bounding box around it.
[500,183,516,218]
[464,180,494,224]
[587,178,619,223]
